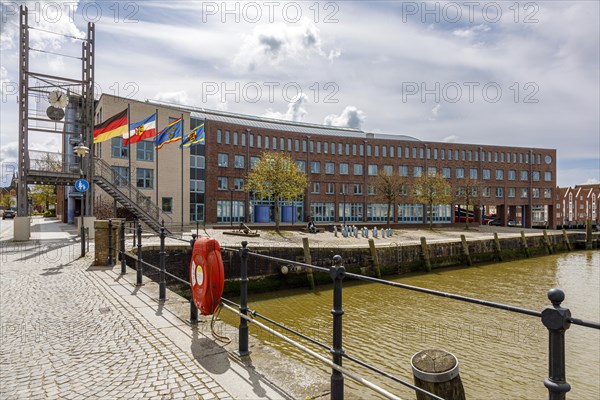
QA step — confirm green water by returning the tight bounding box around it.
[221,251,600,399]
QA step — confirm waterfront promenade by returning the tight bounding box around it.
[0,218,326,399]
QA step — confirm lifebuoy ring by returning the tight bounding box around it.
[190,237,224,316]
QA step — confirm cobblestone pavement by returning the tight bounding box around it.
[0,219,233,399]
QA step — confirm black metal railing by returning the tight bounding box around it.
[111,222,600,400]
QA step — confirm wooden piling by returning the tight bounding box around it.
[543,229,553,254]
[520,231,530,257]
[420,237,431,272]
[302,237,315,290]
[460,235,472,266]
[493,232,503,261]
[368,239,382,278]
[411,349,465,400]
[562,229,572,251]
[586,219,593,250]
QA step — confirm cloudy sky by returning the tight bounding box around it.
[1,0,598,187]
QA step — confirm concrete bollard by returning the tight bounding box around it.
[373,227,378,238]
[387,228,393,237]
[381,229,386,239]
[333,225,338,237]
[364,227,369,238]
[411,349,465,400]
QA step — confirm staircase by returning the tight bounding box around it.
[94,158,172,234]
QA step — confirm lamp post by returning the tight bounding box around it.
[341,188,347,225]
[73,143,89,257]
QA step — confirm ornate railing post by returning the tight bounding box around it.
[132,219,137,247]
[330,254,346,400]
[120,219,126,274]
[239,241,250,356]
[158,226,166,301]
[189,234,198,323]
[107,219,114,267]
[541,288,571,400]
[80,217,86,258]
[136,222,143,286]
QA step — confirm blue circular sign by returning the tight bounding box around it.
[75,179,89,193]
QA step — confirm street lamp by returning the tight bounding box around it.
[73,143,89,257]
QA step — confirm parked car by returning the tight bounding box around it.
[488,218,502,226]
[2,209,16,219]
[507,219,517,227]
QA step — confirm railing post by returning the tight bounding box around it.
[239,241,250,356]
[189,234,198,323]
[136,223,143,286]
[108,219,114,267]
[330,254,345,400]
[541,288,571,400]
[159,226,166,301]
[120,219,126,275]
[80,217,86,258]
[132,219,137,248]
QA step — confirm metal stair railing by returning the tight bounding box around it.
[93,158,172,232]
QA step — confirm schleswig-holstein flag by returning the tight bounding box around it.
[125,113,157,145]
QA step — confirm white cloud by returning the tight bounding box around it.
[429,104,441,121]
[443,135,459,143]
[452,24,491,39]
[263,94,308,122]
[583,178,600,185]
[154,90,190,105]
[324,106,365,129]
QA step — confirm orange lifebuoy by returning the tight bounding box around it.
[190,237,225,316]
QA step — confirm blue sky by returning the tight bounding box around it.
[1,0,598,187]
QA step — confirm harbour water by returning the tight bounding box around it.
[221,251,600,399]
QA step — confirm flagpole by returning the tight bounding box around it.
[127,103,132,200]
[155,109,159,210]
[180,113,184,236]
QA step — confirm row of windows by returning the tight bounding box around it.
[310,203,451,223]
[111,138,154,161]
[111,166,153,189]
[216,130,550,165]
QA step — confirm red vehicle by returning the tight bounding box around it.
[455,207,495,224]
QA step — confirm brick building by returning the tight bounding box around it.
[84,94,557,229]
[554,184,599,228]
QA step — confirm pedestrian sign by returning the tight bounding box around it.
[75,179,89,193]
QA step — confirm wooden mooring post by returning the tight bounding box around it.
[368,239,382,278]
[493,232,503,261]
[420,237,431,272]
[543,229,554,254]
[562,229,572,251]
[460,235,472,266]
[520,231,530,258]
[586,219,593,250]
[302,237,316,290]
[411,349,466,400]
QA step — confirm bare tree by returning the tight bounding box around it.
[455,177,482,230]
[413,173,452,230]
[374,171,405,227]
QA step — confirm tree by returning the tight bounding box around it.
[245,152,307,232]
[374,171,405,227]
[30,184,56,213]
[455,177,482,230]
[413,173,452,230]
[0,193,13,208]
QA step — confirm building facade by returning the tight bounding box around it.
[92,95,557,229]
[555,184,599,228]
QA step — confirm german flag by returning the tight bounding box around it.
[93,109,128,143]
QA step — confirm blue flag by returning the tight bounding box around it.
[154,118,182,150]
[180,123,205,148]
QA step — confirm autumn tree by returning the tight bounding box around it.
[1,193,13,208]
[30,184,56,212]
[374,170,405,227]
[413,172,452,230]
[245,152,307,232]
[455,177,482,230]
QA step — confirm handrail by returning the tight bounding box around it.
[93,157,173,228]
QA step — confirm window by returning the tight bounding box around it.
[442,167,451,178]
[257,135,262,148]
[496,187,504,197]
[496,169,504,180]
[241,133,246,146]
[447,150,452,161]
[217,176,228,190]
[482,169,491,180]
[311,161,320,174]
[367,145,372,156]
[544,188,552,199]
[508,188,516,198]
[217,129,222,143]
[483,187,491,197]
[225,131,230,144]
[494,152,498,162]
[461,150,465,161]
[250,156,260,169]
[136,141,154,161]
[520,188,528,198]
[475,151,479,162]
[390,146,394,158]
[368,184,376,195]
[250,134,254,147]
[326,183,335,194]
[520,170,528,181]
[111,137,128,158]
[302,140,307,152]
[532,188,540,198]
[469,168,478,179]
[346,144,350,156]
[383,165,393,176]
[190,155,205,169]
[367,204,390,222]
[428,166,437,176]
[234,178,244,191]
[264,136,269,149]
[217,200,245,223]
[111,166,129,187]
[399,184,408,196]
[399,165,408,177]
[397,146,402,158]
[162,197,173,213]
[331,142,336,155]
[312,182,320,194]
[272,137,277,150]
[326,162,335,174]
[353,184,363,195]
[508,170,516,180]
[317,141,321,153]
[414,166,423,177]
[234,155,245,169]
[420,148,424,159]
[441,149,445,160]
[136,168,153,189]
[218,153,228,167]
[338,202,363,223]
[295,139,299,152]
[467,150,472,161]
[338,143,343,154]
[532,171,540,181]
[456,168,464,179]
[360,144,364,156]
[340,183,349,194]
[324,142,328,154]
[544,172,552,181]
[405,147,410,158]
[433,148,438,159]
[296,160,306,172]
[413,147,417,158]
[354,164,363,176]
[351,144,356,156]
[311,203,335,222]
[233,131,238,145]
[190,179,205,193]
[368,164,378,176]
[286,138,290,151]
[397,204,423,223]
[340,163,349,175]
[309,140,314,152]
